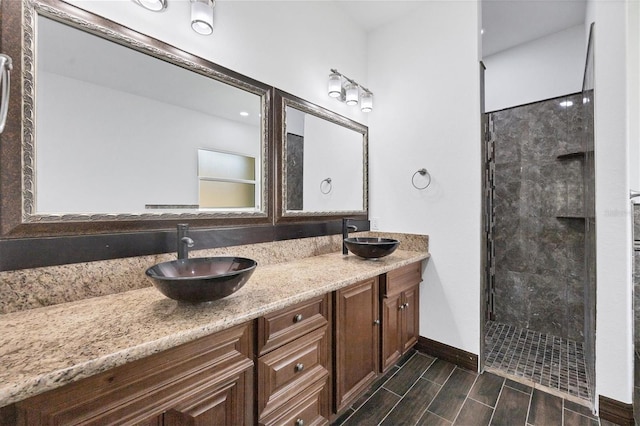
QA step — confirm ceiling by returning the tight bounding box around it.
[333,0,587,57]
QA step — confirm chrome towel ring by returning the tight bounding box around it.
[320,177,332,194]
[412,168,431,190]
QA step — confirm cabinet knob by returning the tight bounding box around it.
[295,363,304,372]
[399,304,405,310]
[373,319,380,325]
[293,313,303,323]
[295,419,304,426]
[404,302,410,308]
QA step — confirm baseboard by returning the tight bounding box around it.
[598,395,634,426]
[415,336,478,371]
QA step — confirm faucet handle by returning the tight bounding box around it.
[181,237,195,247]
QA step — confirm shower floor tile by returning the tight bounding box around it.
[484,321,591,402]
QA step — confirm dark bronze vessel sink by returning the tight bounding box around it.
[145,257,257,303]
[343,237,400,259]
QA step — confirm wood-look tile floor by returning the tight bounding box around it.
[333,351,616,426]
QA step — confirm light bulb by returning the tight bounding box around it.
[360,92,373,112]
[345,83,359,106]
[328,72,342,98]
[191,0,214,35]
[133,0,167,11]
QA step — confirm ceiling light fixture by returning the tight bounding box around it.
[327,68,374,113]
[191,0,215,36]
[132,0,167,12]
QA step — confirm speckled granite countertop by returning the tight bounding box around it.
[0,249,428,407]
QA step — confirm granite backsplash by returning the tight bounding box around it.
[0,231,428,314]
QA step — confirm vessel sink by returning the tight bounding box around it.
[343,237,400,259]
[145,257,257,303]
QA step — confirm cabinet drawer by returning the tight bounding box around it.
[382,261,422,296]
[258,295,329,355]
[259,376,328,426]
[258,326,329,419]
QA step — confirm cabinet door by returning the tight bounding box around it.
[381,293,403,372]
[334,277,379,412]
[402,285,419,353]
[164,366,252,426]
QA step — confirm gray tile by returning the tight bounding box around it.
[427,368,478,422]
[380,378,440,426]
[563,408,598,426]
[453,398,493,426]
[423,359,457,385]
[527,389,563,425]
[342,388,400,426]
[469,372,504,408]
[491,386,531,426]
[417,411,453,426]
[384,352,436,396]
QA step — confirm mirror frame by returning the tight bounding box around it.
[274,89,369,223]
[0,0,273,238]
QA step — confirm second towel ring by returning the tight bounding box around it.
[320,177,332,194]
[412,168,431,190]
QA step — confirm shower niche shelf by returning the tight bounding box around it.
[556,150,594,160]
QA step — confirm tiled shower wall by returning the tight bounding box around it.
[491,93,589,342]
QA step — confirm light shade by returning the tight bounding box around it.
[191,0,214,35]
[328,72,342,98]
[345,83,359,106]
[133,0,167,12]
[360,91,373,112]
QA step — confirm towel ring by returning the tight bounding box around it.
[320,177,332,194]
[412,168,431,190]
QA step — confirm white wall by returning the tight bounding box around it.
[367,1,482,356]
[484,24,586,112]
[65,0,369,125]
[587,0,634,407]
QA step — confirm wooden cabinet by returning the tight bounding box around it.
[13,323,254,426]
[333,277,380,413]
[3,261,424,425]
[380,262,422,372]
[256,295,330,426]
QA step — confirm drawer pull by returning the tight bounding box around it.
[295,363,305,372]
[293,313,303,323]
[295,419,304,426]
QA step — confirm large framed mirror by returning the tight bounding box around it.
[0,0,272,238]
[274,90,368,223]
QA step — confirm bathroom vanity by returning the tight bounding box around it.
[0,247,427,425]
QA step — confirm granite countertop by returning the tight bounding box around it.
[0,249,429,407]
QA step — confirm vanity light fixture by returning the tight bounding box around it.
[132,0,167,12]
[191,0,215,36]
[327,69,374,112]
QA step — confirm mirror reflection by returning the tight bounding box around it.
[34,16,263,215]
[283,105,366,214]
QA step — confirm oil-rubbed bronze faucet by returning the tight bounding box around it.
[177,223,195,260]
[342,218,358,255]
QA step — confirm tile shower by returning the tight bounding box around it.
[483,90,596,404]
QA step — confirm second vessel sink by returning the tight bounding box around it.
[343,237,400,259]
[145,257,257,303]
